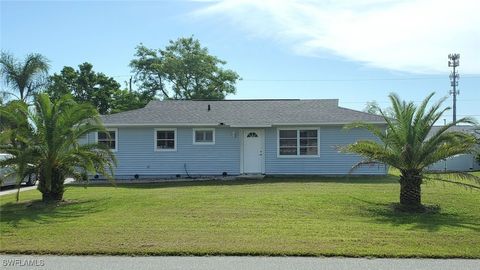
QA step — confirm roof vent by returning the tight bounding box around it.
[208,104,211,111]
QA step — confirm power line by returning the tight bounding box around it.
[90,74,480,81]
[239,76,480,82]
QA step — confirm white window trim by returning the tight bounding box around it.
[192,128,215,145]
[95,128,118,152]
[277,127,320,158]
[154,128,177,152]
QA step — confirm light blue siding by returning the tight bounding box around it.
[428,154,480,172]
[88,127,240,179]
[88,125,387,179]
[265,126,387,175]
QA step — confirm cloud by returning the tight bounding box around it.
[194,0,480,74]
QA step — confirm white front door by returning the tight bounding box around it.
[242,129,265,174]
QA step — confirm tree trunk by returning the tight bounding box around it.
[399,171,422,210]
[42,191,64,202]
[38,169,65,203]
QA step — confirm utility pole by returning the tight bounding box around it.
[129,76,133,92]
[448,53,460,124]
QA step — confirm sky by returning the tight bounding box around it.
[1,0,479,123]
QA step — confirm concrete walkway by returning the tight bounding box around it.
[0,184,37,196]
[0,255,478,270]
[0,179,74,197]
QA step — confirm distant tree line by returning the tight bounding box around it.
[1,36,241,114]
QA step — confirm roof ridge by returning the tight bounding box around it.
[148,99,339,102]
[145,99,340,108]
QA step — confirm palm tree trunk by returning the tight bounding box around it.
[42,191,64,202]
[38,170,65,202]
[399,172,422,209]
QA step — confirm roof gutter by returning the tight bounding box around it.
[102,123,225,127]
[103,121,386,127]
[271,121,386,126]
[229,125,272,128]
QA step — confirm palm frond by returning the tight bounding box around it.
[344,92,478,175]
[341,140,401,169]
[424,176,480,190]
[349,159,387,173]
[1,92,116,201]
[0,52,49,100]
[424,171,480,187]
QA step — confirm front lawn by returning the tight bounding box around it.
[1,175,479,258]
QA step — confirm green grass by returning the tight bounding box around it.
[1,175,479,258]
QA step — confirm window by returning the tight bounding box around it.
[299,130,318,155]
[193,128,215,144]
[97,129,117,151]
[155,129,176,151]
[279,130,297,155]
[278,128,319,157]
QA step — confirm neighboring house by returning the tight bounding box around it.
[427,125,480,172]
[82,99,388,179]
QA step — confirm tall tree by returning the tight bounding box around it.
[344,93,479,211]
[363,101,381,115]
[0,52,49,101]
[110,88,152,114]
[47,63,122,114]
[0,94,116,202]
[0,91,7,105]
[130,37,240,100]
[363,100,394,117]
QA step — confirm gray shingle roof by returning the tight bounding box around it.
[101,99,385,126]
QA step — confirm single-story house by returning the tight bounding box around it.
[427,125,480,172]
[82,99,388,179]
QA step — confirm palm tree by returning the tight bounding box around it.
[344,93,479,211]
[0,100,36,201]
[0,52,49,101]
[0,93,116,202]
